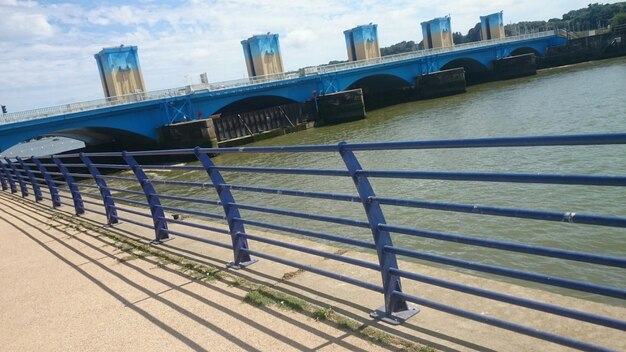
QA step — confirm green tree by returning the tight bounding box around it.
[611,12,626,26]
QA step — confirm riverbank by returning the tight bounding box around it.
[1,191,624,351]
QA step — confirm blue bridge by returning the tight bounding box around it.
[0,31,566,153]
[0,132,624,351]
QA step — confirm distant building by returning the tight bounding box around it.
[421,16,453,49]
[94,45,146,98]
[344,24,381,61]
[480,11,505,40]
[241,33,284,78]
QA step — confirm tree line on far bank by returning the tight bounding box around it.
[379,2,626,56]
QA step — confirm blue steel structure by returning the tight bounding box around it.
[0,32,566,152]
[1,132,625,351]
[480,11,505,40]
[421,16,453,49]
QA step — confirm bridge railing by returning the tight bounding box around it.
[0,87,191,125]
[317,30,557,74]
[1,132,624,351]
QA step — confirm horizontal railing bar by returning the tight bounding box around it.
[54,133,626,158]
[360,170,626,186]
[163,229,232,249]
[111,215,154,229]
[82,191,104,198]
[381,224,626,268]
[114,206,154,218]
[159,217,230,235]
[233,202,370,229]
[59,201,74,207]
[374,197,626,228]
[347,133,626,151]
[109,196,149,208]
[106,187,145,196]
[391,268,626,330]
[242,248,384,293]
[97,175,138,182]
[140,164,204,170]
[157,205,225,221]
[56,150,188,158]
[213,165,349,177]
[386,246,626,299]
[88,164,129,169]
[239,232,380,271]
[223,183,361,202]
[66,172,93,178]
[76,183,100,189]
[59,163,89,168]
[393,291,613,352]
[82,199,103,207]
[57,194,74,200]
[237,218,376,249]
[148,179,214,188]
[155,193,221,206]
[83,206,108,217]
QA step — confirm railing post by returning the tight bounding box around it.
[33,158,61,208]
[122,152,170,243]
[17,157,43,202]
[53,157,85,215]
[5,158,28,198]
[0,162,8,191]
[79,153,118,225]
[338,142,418,324]
[193,147,257,268]
[0,160,18,193]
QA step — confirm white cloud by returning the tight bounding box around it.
[0,3,55,41]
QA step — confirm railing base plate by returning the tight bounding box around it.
[370,304,419,325]
[227,258,259,270]
[150,236,175,245]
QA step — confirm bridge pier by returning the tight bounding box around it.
[415,68,466,99]
[493,53,537,80]
[317,89,366,125]
[157,119,217,149]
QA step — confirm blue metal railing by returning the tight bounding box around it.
[1,132,625,352]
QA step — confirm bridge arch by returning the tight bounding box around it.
[510,47,542,57]
[213,95,299,115]
[7,127,158,154]
[507,41,547,58]
[345,74,413,110]
[440,58,490,84]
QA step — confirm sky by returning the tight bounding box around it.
[0,0,618,112]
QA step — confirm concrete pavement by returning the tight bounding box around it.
[1,191,624,351]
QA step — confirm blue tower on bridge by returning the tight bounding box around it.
[94,45,146,98]
[344,24,381,62]
[421,16,453,49]
[480,11,505,40]
[241,33,285,78]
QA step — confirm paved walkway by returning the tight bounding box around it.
[1,192,624,351]
[0,193,394,352]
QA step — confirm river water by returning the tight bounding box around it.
[97,57,626,302]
